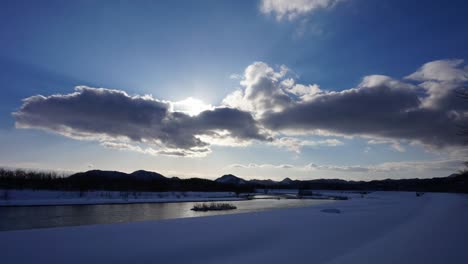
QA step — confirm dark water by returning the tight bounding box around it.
[0,198,333,231]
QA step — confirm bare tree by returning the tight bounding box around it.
[457,88,468,173]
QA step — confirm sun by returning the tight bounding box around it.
[172,97,214,116]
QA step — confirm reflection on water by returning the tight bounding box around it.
[0,198,333,231]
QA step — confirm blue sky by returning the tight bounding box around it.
[1,0,467,180]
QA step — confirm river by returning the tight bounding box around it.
[0,197,333,231]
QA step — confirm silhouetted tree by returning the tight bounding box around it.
[457,88,468,173]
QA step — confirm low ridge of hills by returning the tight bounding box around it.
[1,168,466,193]
[66,170,468,193]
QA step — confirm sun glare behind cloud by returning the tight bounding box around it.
[172,97,214,116]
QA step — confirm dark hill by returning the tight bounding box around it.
[68,170,129,180]
[131,170,166,181]
[215,174,247,185]
[0,167,467,193]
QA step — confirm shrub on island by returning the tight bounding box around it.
[191,202,237,211]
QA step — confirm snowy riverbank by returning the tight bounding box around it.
[0,189,242,206]
[1,191,467,264]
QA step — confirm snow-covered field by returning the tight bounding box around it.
[0,189,241,206]
[1,191,467,264]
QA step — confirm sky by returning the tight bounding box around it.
[1,0,467,180]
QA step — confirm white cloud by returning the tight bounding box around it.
[406,59,468,82]
[101,141,211,158]
[229,159,465,174]
[262,62,468,150]
[287,83,322,101]
[14,86,268,157]
[229,73,243,80]
[221,60,467,152]
[222,62,293,117]
[228,163,295,169]
[272,137,343,153]
[14,59,468,159]
[260,0,344,21]
[368,139,406,152]
[196,130,254,147]
[405,59,468,111]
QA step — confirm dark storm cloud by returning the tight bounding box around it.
[13,86,268,156]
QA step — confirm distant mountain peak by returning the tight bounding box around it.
[215,174,247,185]
[281,177,293,183]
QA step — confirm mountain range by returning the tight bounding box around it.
[67,169,468,193]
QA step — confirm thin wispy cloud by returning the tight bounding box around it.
[229,159,466,175]
[260,0,345,21]
[272,137,344,153]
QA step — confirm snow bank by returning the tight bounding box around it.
[1,191,467,264]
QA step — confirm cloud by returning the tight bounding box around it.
[223,62,322,117]
[101,141,211,158]
[13,59,468,158]
[272,137,343,153]
[229,73,243,80]
[229,159,465,174]
[228,163,295,169]
[368,139,406,152]
[221,59,467,151]
[222,59,467,152]
[260,0,344,21]
[371,159,465,173]
[13,86,268,157]
[171,97,214,116]
[305,163,369,172]
[259,68,468,149]
[405,59,468,82]
[404,60,468,113]
[288,83,322,101]
[223,62,293,117]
